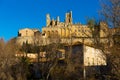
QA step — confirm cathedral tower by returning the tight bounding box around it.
[65,11,72,24]
[46,14,51,26]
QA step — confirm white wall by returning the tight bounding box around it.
[84,45,106,66]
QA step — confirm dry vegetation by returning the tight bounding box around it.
[0,0,119,80]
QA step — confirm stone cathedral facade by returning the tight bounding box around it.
[42,11,108,39]
[16,11,109,45]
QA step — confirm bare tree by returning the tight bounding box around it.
[99,0,120,79]
[86,18,120,79]
[100,0,120,28]
[0,38,32,80]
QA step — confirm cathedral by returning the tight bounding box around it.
[16,11,109,45]
[42,11,108,39]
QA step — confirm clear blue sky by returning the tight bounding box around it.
[0,0,100,41]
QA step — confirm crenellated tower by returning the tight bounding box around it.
[56,16,60,25]
[65,11,72,25]
[46,14,51,26]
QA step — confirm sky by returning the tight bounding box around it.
[0,0,101,41]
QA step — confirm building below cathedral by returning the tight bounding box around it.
[16,28,41,45]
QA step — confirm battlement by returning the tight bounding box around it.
[46,11,73,27]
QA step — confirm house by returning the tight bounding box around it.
[16,28,41,45]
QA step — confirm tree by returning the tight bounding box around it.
[0,38,32,80]
[0,38,18,80]
[100,0,120,79]
[86,18,120,79]
[100,0,120,28]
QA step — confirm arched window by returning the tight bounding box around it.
[26,30,28,36]
[55,30,58,35]
[47,31,50,36]
[52,30,54,34]
[42,31,46,36]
